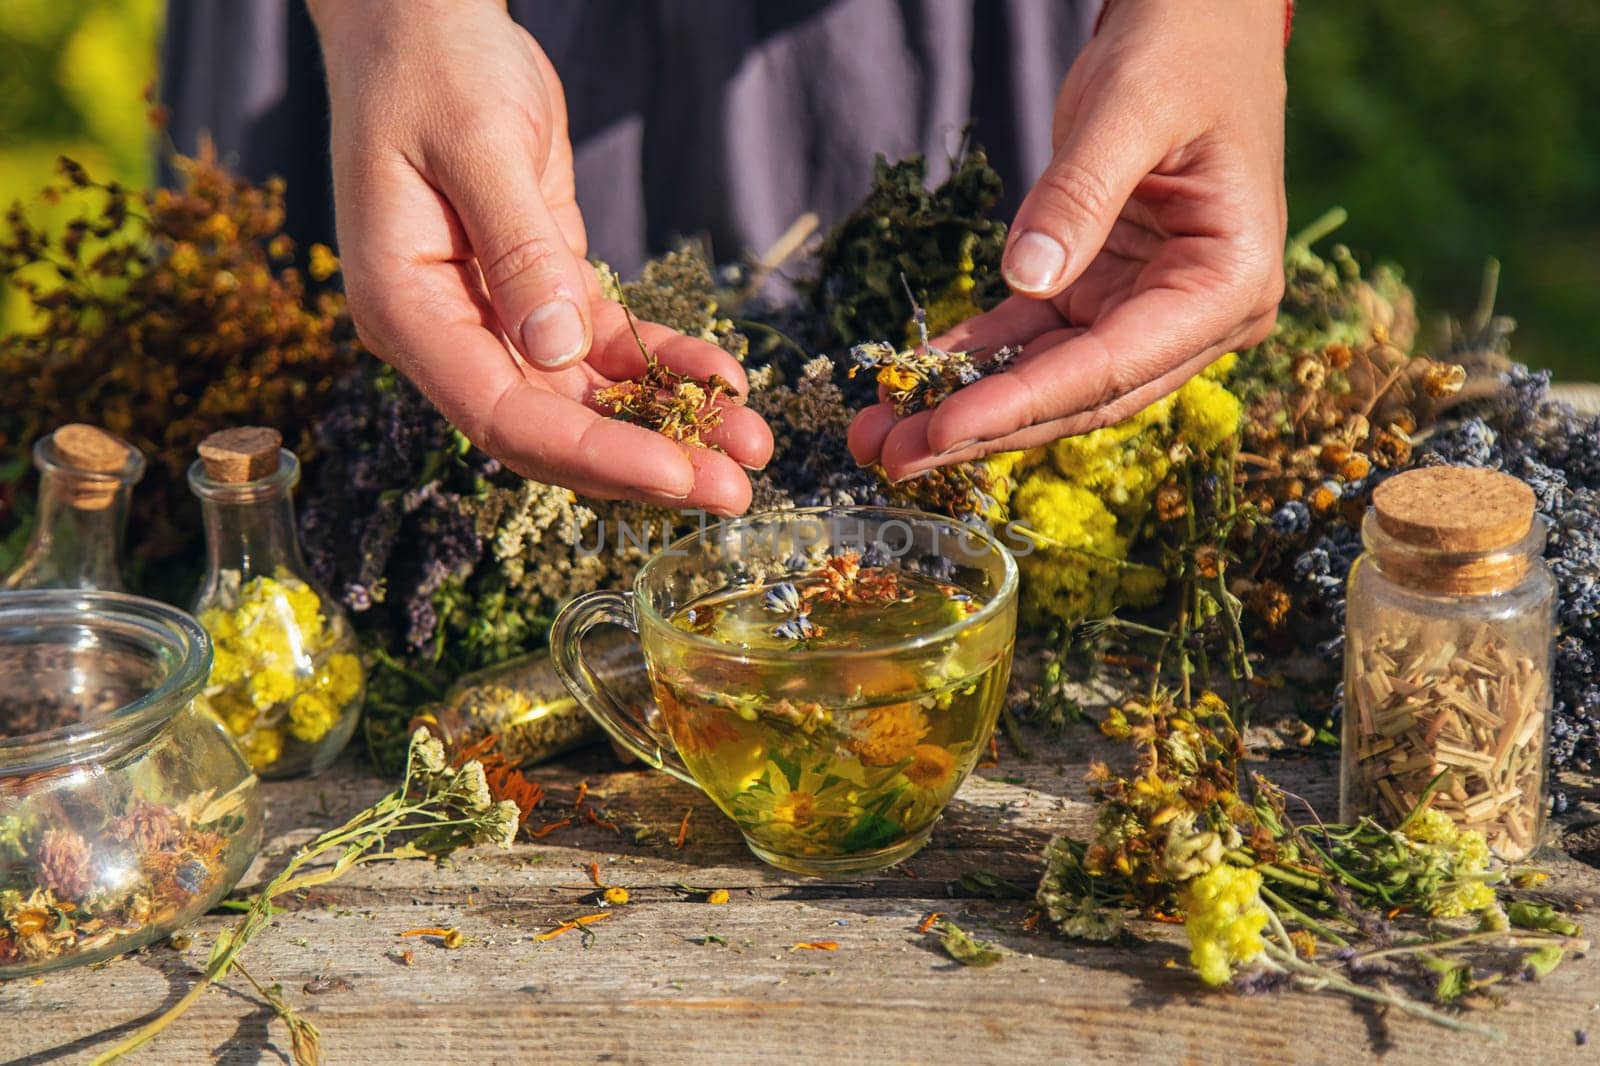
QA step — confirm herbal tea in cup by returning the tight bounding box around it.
[551,507,1018,876]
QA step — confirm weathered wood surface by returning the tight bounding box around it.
[3,721,1599,1066]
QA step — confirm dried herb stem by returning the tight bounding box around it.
[92,731,518,1065]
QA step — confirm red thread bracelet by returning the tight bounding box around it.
[1095,1,1295,48]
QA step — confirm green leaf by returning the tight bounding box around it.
[839,812,903,853]
[932,919,1006,967]
[1432,960,1472,1003]
[1508,901,1580,937]
[1523,945,1565,978]
[958,870,1033,900]
[769,750,802,791]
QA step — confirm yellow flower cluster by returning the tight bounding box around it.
[198,574,363,770]
[990,357,1244,624]
[1179,863,1270,987]
[1402,808,1497,917]
[909,233,987,341]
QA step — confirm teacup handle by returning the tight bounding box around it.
[550,590,699,789]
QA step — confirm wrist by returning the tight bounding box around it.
[1097,0,1293,48]
[309,0,508,47]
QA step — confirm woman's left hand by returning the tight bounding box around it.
[849,0,1288,480]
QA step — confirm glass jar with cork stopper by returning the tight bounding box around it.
[1341,465,1555,861]
[188,427,364,777]
[5,424,146,591]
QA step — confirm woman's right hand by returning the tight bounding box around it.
[310,0,771,513]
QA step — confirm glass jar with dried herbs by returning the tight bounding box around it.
[1341,466,1555,861]
[189,428,364,777]
[0,590,263,978]
[4,424,146,592]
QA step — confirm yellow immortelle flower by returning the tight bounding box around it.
[239,727,284,770]
[248,667,298,709]
[209,646,245,686]
[847,703,929,766]
[198,571,362,768]
[1401,808,1496,918]
[1175,374,1243,455]
[1180,863,1270,987]
[288,691,340,743]
[317,653,363,705]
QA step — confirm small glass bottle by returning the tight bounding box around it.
[1341,465,1555,860]
[5,424,145,591]
[188,427,364,778]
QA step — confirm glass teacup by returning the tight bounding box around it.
[551,507,1018,876]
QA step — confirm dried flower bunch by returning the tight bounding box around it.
[0,147,359,593]
[1036,693,1585,1034]
[807,150,1009,357]
[0,780,253,971]
[595,243,747,358]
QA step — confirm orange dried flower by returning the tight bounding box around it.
[1338,453,1372,481]
[1155,482,1188,523]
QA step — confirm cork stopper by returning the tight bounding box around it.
[1371,466,1538,594]
[50,424,135,510]
[198,427,283,483]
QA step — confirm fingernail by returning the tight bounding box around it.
[1004,232,1066,293]
[889,468,933,486]
[937,438,979,456]
[521,301,587,367]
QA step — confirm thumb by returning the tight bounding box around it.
[1003,102,1168,299]
[438,149,595,370]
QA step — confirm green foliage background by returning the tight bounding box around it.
[0,0,164,330]
[2,0,1596,376]
[1284,1,1600,378]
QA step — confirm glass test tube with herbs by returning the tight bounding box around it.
[1342,466,1555,861]
[189,427,364,777]
[412,628,652,768]
[653,549,1011,862]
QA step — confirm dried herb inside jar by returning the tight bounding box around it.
[1346,624,1549,860]
[0,781,253,969]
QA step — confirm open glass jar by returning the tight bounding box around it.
[0,590,263,977]
[1341,466,1555,861]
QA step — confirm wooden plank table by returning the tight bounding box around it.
[4,719,1599,1065]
